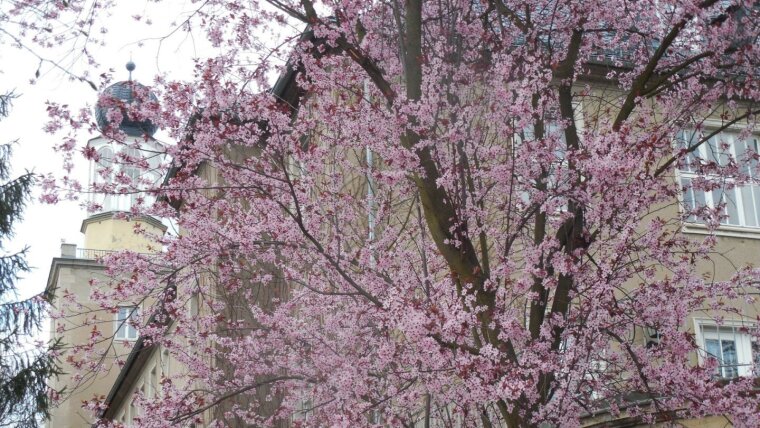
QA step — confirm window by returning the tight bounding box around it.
[369,408,382,425]
[514,104,585,214]
[559,336,607,401]
[121,147,142,209]
[149,364,158,398]
[90,144,162,213]
[162,348,170,378]
[514,121,571,213]
[695,320,760,379]
[679,130,760,228]
[94,146,114,212]
[115,306,139,340]
[96,147,114,172]
[292,396,313,422]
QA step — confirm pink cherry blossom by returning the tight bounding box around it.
[6,0,760,426]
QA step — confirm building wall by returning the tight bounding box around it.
[47,214,166,427]
[108,343,171,426]
[67,84,760,427]
[81,213,166,253]
[47,260,136,428]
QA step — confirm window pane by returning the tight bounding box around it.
[705,338,721,377]
[741,185,758,226]
[726,188,740,225]
[682,178,695,210]
[722,339,738,378]
[705,339,721,358]
[678,130,698,172]
[116,306,137,340]
[737,138,751,176]
[707,135,730,166]
[706,136,719,165]
[716,188,740,225]
[751,185,760,227]
[97,147,113,169]
[694,187,706,213]
[520,125,534,142]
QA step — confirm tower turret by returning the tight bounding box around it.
[82,61,166,252]
[46,61,168,428]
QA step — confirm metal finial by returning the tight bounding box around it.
[126,60,135,81]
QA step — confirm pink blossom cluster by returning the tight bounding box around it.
[12,0,760,426]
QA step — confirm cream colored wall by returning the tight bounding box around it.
[47,263,137,428]
[82,215,165,253]
[574,87,760,425]
[49,211,166,426]
[681,231,760,370]
[104,180,209,425]
[110,345,173,426]
[583,413,734,427]
[667,415,736,427]
[625,118,760,367]
[107,300,206,426]
[107,160,289,427]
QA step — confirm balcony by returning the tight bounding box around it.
[59,243,155,260]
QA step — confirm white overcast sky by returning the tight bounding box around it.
[0,1,212,308]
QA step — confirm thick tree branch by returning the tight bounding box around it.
[613,0,720,130]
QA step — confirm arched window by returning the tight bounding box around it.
[91,144,160,213]
[95,146,114,212]
[95,146,113,181]
[122,147,141,209]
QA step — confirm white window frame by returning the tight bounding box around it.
[92,146,115,212]
[693,318,759,379]
[678,128,760,237]
[369,408,382,425]
[292,396,313,422]
[514,102,584,215]
[148,363,158,399]
[115,306,139,341]
[89,140,164,215]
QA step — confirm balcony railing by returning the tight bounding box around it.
[76,248,119,260]
[60,244,157,260]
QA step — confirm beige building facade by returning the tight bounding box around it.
[45,74,169,427]
[46,63,760,428]
[46,212,166,427]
